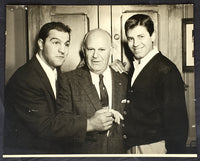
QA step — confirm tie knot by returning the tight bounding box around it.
[99,74,104,80]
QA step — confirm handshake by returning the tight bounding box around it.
[87,107,124,132]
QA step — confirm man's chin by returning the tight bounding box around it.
[54,62,64,68]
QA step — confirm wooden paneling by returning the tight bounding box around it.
[27,5,41,58]
[168,5,183,73]
[52,5,98,30]
[157,5,168,57]
[99,5,111,34]
[5,6,27,84]
[182,4,196,146]
[52,14,88,72]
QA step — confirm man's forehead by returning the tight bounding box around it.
[86,32,111,46]
[127,26,148,34]
[47,29,69,40]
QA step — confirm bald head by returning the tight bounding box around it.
[83,29,113,74]
[83,29,112,49]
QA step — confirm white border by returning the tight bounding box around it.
[3,154,198,158]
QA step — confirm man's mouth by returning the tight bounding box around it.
[134,47,143,51]
[92,60,100,63]
[56,56,65,59]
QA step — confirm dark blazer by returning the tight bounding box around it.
[123,52,188,154]
[56,66,128,154]
[4,56,77,154]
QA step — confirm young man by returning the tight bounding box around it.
[4,22,73,154]
[112,14,188,154]
[56,29,128,153]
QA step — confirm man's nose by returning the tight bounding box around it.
[133,38,140,47]
[58,45,65,54]
[92,50,98,58]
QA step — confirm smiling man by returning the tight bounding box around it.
[56,29,128,153]
[119,14,188,154]
[4,22,73,154]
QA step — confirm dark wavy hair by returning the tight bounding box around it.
[38,21,71,41]
[34,22,71,53]
[125,14,154,36]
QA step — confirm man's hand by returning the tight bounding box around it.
[87,109,114,132]
[110,59,128,74]
[110,109,124,125]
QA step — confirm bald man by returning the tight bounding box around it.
[56,29,128,154]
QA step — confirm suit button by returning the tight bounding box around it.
[122,123,125,127]
[130,90,133,93]
[123,111,127,115]
[123,134,127,139]
[126,100,130,104]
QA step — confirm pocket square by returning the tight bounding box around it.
[121,99,130,104]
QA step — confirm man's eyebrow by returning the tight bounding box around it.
[50,37,61,41]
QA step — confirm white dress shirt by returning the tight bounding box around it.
[36,53,57,98]
[90,67,112,109]
[131,47,159,86]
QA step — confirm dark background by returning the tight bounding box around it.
[0,0,200,161]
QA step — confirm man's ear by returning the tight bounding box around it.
[81,45,86,57]
[151,32,156,43]
[37,38,44,50]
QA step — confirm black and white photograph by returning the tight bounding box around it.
[0,2,199,160]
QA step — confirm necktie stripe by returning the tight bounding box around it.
[99,74,109,107]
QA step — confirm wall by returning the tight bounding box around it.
[5,5,27,84]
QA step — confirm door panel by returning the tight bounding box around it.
[52,14,88,72]
[28,5,98,72]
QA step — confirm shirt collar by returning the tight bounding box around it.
[90,67,110,78]
[36,53,57,78]
[133,47,159,65]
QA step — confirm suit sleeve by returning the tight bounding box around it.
[56,73,87,142]
[162,69,188,153]
[5,72,87,142]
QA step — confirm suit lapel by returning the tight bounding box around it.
[78,67,102,111]
[31,56,55,100]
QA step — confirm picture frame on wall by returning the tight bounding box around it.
[182,18,194,72]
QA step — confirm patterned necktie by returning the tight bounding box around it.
[99,74,109,107]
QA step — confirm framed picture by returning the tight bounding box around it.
[182,18,194,72]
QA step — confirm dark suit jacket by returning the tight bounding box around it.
[123,52,188,154]
[4,56,79,154]
[56,66,128,154]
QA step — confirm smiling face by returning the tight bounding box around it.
[84,29,112,74]
[38,29,70,69]
[126,25,155,60]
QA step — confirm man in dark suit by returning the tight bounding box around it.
[56,29,128,154]
[111,14,188,154]
[4,22,73,154]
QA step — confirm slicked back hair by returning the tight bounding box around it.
[38,21,71,42]
[125,14,154,36]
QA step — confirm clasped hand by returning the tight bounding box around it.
[87,108,124,132]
